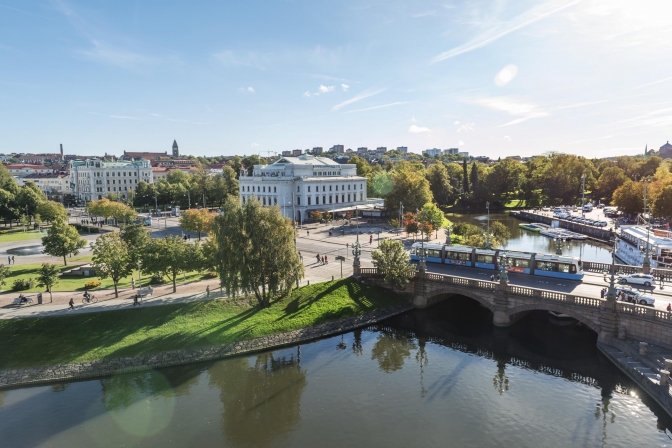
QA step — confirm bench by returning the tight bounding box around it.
[12,296,32,306]
[136,287,153,298]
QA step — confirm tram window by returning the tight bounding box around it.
[476,255,493,264]
[558,263,571,273]
[427,249,441,258]
[451,252,469,261]
[536,261,557,271]
[570,265,577,273]
[513,259,529,268]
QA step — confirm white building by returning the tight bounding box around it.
[69,158,153,201]
[423,148,442,157]
[16,173,72,200]
[5,164,51,175]
[238,154,368,223]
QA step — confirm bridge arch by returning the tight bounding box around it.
[505,303,600,334]
[424,291,496,313]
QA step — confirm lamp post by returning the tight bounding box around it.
[581,174,587,217]
[399,202,404,234]
[603,239,621,308]
[642,177,652,274]
[498,252,510,284]
[417,208,427,272]
[445,224,453,245]
[485,201,492,250]
[352,235,361,267]
[554,237,565,255]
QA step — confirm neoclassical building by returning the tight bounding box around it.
[238,154,367,223]
[69,158,153,201]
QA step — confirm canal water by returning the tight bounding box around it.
[447,212,614,263]
[1,299,670,447]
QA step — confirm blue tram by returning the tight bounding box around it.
[409,243,584,281]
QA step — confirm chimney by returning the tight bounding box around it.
[60,144,63,158]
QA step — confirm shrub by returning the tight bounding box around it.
[85,280,101,289]
[12,278,35,291]
[204,271,218,279]
[150,274,165,285]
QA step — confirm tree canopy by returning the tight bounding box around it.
[91,233,134,297]
[41,219,87,265]
[371,239,416,289]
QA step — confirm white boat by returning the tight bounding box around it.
[616,226,672,269]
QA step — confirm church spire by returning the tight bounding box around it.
[172,140,179,157]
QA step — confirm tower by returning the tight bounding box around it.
[60,144,63,159]
[172,140,179,158]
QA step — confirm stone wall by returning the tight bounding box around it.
[0,303,412,389]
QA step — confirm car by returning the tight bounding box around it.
[635,294,656,306]
[615,286,641,303]
[596,221,608,227]
[618,274,656,287]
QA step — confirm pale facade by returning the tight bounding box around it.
[69,158,153,201]
[238,155,367,223]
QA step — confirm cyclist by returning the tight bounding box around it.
[133,294,140,306]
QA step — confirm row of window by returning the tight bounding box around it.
[78,171,150,178]
[241,183,365,194]
[241,192,363,206]
[94,186,134,193]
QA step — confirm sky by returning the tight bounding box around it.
[1,0,671,159]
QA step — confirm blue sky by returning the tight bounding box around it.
[1,0,671,158]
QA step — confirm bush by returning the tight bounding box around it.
[204,271,218,279]
[85,280,101,289]
[149,274,165,285]
[12,278,35,291]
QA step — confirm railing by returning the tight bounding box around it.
[582,261,639,274]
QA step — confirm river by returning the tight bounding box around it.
[446,212,614,263]
[1,298,670,447]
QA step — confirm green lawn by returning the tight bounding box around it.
[0,229,47,243]
[3,260,207,292]
[0,278,401,369]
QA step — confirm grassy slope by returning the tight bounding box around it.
[0,278,400,369]
[0,229,46,243]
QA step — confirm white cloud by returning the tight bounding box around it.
[239,86,255,93]
[409,125,431,133]
[347,102,409,113]
[341,84,349,91]
[79,40,156,70]
[458,140,465,145]
[411,117,417,122]
[319,85,335,93]
[251,142,259,147]
[453,120,460,125]
[430,0,580,64]
[303,91,312,97]
[332,87,386,111]
[495,65,518,86]
[458,122,475,132]
[469,96,549,127]
[504,135,511,141]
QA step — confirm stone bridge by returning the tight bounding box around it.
[357,268,672,350]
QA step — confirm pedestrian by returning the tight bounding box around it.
[299,251,303,262]
[316,253,320,264]
[490,275,494,281]
[307,230,310,236]
[321,256,325,264]
[7,256,10,265]
[11,256,15,265]
[369,235,372,244]
[131,278,135,289]
[206,285,210,298]
[68,298,74,310]
[600,288,605,299]
[668,303,671,313]
[325,255,328,264]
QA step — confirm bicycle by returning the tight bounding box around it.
[133,295,143,306]
[82,295,98,304]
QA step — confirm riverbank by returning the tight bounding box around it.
[0,278,410,387]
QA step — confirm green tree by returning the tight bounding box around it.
[597,166,628,203]
[180,208,214,240]
[17,183,45,221]
[653,185,672,219]
[36,263,59,302]
[613,180,644,215]
[371,239,416,289]
[0,264,11,291]
[36,201,68,223]
[385,170,433,214]
[370,171,394,198]
[462,159,469,193]
[119,224,151,263]
[487,159,525,198]
[139,236,200,293]
[469,162,479,194]
[421,203,444,239]
[425,162,455,206]
[347,156,372,177]
[213,197,304,308]
[91,233,134,298]
[41,219,87,265]
[638,156,662,178]
[221,165,240,198]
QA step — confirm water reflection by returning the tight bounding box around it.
[370,331,417,373]
[208,350,307,448]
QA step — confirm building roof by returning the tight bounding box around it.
[172,140,178,148]
[21,172,68,179]
[268,155,347,166]
[661,141,672,150]
[5,164,49,170]
[122,151,168,160]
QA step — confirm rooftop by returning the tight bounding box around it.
[266,155,349,167]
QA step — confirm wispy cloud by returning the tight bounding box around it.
[239,86,255,93]
[412,11,435,18]
[431,0,580,64]
[319,85,334,93]
[341,84,349,92]
[469,96,550,127]
[78,40,155,69]
[457,122,475,132]
[635,76,672,89]
[453,120,460,125]
[606,107,672,129]
[332,87,386,111]
[347,101,409,113]
[148,113,208,125]
[251,142,259,147]
[409,125,431,133]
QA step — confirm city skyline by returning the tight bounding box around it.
[1,0,670,158]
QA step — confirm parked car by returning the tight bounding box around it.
[618,274,656,287]
[615,287,655,306]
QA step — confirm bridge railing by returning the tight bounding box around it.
[582,261,639,274]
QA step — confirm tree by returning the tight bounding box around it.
[17,183,45,221]
[180,208,214,240]
[653,185,672,219]
[91,233,134,298]
[421,203,444,239]
[36,201,68,223]
[371,239,416,289]
[370,171,394,198]
[139,236,200,293]
[36,263,59,302]
[0,264,10,291]
[41,219,87,265]
[487,159,525,198]
[462,159,469,193]
[385,169,433,214]
[347,156,372,177]
[425,163,455,206]
[221,166,240,198]
[213,197,304,308]
[597,167,628,203]
[119,224,151,263]
[469,162,479,194]
[613,180,644,215]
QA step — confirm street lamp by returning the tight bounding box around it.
[445,224,453,245]
[485,201,492,250]
[498,252,510,283]
[642,177,653,273]
[554,237,565,255]
[603,240,622,304]
[581,174,587,217]
[417,208,427,272]
[352,235,361,267]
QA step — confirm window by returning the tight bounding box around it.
[360,192,362,201]
[323,195,326,204]
[329,185,332,191]
[360,184,363,189]
[316,196,320,205]
[247,186,250,192]
[427,249,442,258]
[322,186,325,192]
[342,194,345,202]
[336,195,339,203]
[263,186,266,192]
[512,258,530,268]
[263,197,266,205]
[348,184,351,190]
[274,187,276,193]
[330,195,333,204]
[308,186,311,192]
[308,197,311,205]
[274,197,277,205]
[297,197,301,205]
[297,186,300,192]
[476,255,493,264]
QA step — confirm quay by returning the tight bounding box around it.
[511,210,614,243]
